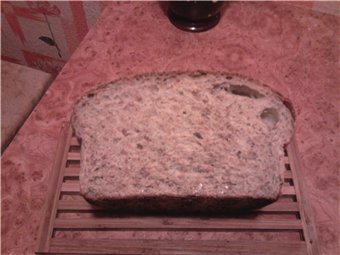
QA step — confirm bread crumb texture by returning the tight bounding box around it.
[72,72,294,211]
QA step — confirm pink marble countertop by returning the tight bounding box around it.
[1,2,338,254]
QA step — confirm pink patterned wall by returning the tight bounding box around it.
[1,1,339,76]
[1,1,108,75]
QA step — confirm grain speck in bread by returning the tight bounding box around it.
[72,72,295,213]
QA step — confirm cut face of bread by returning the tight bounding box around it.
[72,72,295,213]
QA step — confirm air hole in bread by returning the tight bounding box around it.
[212,83,228,90]
[229,85,264,99]
[261,108,279,127]
[193,132,203,139]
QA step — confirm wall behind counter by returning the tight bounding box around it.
[1,1,108,76]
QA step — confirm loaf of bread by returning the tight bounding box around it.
[72,72,294,213]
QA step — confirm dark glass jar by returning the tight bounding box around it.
[168,1,224,32]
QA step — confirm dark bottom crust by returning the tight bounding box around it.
[84,196,276,215]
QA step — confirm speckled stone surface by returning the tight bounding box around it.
[72,72,294,212]
[1,2,339,254]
